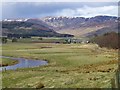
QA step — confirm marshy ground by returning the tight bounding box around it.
[1,42,118,88]
[0,58,19,67]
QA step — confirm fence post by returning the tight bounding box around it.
[116,69,119,89]
[111,69,120,89]
[111,78,116,89]
[116,70,119,88]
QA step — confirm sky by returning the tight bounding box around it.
[1,0,119,2]
[1,0,119,19]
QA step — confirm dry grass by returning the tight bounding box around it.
[1,43,118,88]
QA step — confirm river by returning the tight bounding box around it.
[0,56,48,71]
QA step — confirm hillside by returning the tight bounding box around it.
[85,23,118,37]
[90,32,120,49]
[40,16,118,37]
[2,20,74,38]
[2,15,118,38]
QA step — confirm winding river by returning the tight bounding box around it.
[0,56,48,71]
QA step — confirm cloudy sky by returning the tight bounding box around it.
[2,0,119,19]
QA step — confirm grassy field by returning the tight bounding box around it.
[8,37,66,43]
[1,42,118,88]
[0,58,18,67]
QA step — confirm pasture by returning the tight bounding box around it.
[1,40,118,88]
[0,58,18,67]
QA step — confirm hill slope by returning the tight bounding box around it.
[40,16,118,37]
[2,20,74,37]
[2,15,118,38]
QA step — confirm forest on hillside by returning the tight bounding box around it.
[91,32,120,49]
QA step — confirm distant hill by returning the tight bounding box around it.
[40,16,118,37]
[84,23,118,37]
[2,15,118,38]
[2,20,74,38]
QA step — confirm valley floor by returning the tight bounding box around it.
[1,42,118,88]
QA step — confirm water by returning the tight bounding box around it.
[0,56,48,71]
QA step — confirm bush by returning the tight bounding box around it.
[2,37,7,43]
[38,37,43,40]
[12,38,18,42]
[91,32,119,49]
[35,82,44,89]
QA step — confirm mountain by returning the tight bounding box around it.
[2,15,118,38]
[84,23,118,37]
[1,19,74,38]
[40,16,118,37]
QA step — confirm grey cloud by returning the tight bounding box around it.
[2,2,118,19]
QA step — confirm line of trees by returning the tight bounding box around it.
[90,32,120,49]
[1,37,18,44]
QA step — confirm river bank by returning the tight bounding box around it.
[0,58,19,67]
[2,43,118,88]
[0,56,48,71]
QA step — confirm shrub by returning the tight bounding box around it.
[35,82,44,89]
[91,32,119,49]
[38,37,43,40]
[2,37,7,43]
[12,38,18,42]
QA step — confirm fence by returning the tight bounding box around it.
[111,69,120,89]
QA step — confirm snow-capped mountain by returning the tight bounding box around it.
[39,15,118,37]
[3,18,29,22]
[2,15,119,37]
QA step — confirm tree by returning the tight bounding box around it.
[38,37,43,40]
[91,32,119,49]
[12,38,18,42]
[2,37,7,44]
[64,39,71,44]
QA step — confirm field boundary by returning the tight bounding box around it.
[111,69,120,89]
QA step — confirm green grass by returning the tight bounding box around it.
[0,58,18,67]
[1,42,118,88]
[11,37,66,43]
